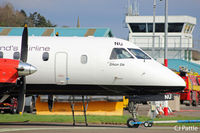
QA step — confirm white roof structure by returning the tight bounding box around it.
[125,15,197,61]
[126,16,196,24]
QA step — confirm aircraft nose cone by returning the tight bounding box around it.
[145,61,186,92]
[168,72,186,89]
[155,63,186,91]
[175,74,186,87]
[17,62,37,76]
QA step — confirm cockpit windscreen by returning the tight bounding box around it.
[128,48,151,59]
[110,48,133,59]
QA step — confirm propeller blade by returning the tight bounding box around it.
[17,76,26,114]
[17,24,29,114]
[20,24,28,62]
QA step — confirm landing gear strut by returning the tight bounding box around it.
[127,101,139,128]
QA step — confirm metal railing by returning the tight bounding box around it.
[130,36,193,50]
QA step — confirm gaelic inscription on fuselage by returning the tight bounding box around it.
[109,63,125,66]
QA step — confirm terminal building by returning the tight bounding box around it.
[125,10,200,74]
[125,15,196,61]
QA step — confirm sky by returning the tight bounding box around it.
[0,0,200,40]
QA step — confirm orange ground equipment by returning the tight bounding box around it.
[35,96,124,116]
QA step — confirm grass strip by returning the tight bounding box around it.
[0,114,200,126]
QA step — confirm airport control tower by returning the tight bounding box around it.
[125,1,196,61]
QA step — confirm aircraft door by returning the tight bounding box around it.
[55,52,68,85]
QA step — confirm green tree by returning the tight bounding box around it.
[28,12,56,27]
[20,9,27,17]
[0,3,56,27]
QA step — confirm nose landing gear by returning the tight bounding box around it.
[126,101,139,128]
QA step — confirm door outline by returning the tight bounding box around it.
[55,52,68,85]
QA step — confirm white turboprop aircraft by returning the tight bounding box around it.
[0,35,185,96]
[0,26,185,127]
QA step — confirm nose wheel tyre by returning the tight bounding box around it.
[127,118,139,128]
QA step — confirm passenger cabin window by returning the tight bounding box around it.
[128,49,151,59]
[42,52,49,61]
[110,48,133,60]
[13,52,20,59]
[81,55,88,64]
[0,51,3,58]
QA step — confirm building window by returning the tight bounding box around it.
[0,51,3,58]
[148,23,165,32]
[148,23,184,32]
[81,55,87,64]
[42,52,49,61]
[155,23,164,32]
[13,52,20,59]
[129,23,146,32]
[168,23,184,32]
[147,23,153,32]
[189,24,194,33]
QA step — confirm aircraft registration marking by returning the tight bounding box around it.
[114,42,123,46]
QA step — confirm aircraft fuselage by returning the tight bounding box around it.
[0,36,185,95]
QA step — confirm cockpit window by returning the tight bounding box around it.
[110,48,133,60]
[128,48,151,59]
